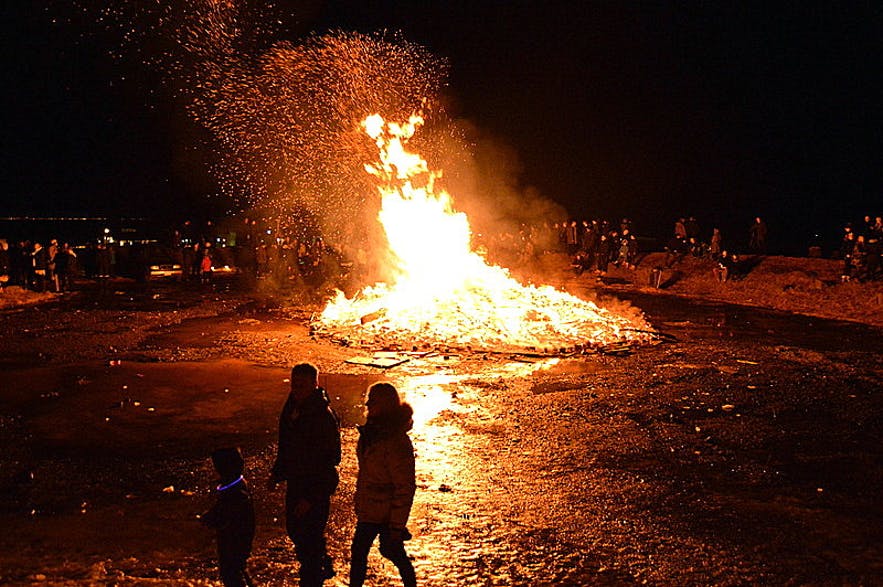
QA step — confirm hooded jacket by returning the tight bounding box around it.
[202,478,255,563]
[271,387,341,500]
[354,403,416,530]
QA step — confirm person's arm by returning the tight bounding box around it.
[270,411,288,484]
[201,499,229,529]
[313,407,341,469]
[386,436,416,531]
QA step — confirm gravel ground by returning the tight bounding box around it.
[0,265,881,586]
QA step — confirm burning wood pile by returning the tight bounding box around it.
[313,115,654,356]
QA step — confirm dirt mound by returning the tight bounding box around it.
[614,253,883,327]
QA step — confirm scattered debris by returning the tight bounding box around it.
[346,353,410,368]
[359,309,387,324]
[598,343,633,356]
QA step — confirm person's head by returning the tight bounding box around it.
[290,362,319,401]
[211,447,244,483]
[365,382,402,419]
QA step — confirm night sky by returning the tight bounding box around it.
[2,2,882,252]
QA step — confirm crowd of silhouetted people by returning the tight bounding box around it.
[2,213,881,295]
[0,238,81,292]
[838,215,883,282]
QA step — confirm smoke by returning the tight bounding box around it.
[61,1,566,268]
[174,5,566,273]
[184,28,450,251]
[438,119,567,240]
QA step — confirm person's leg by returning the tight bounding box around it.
[287,494,331,587]
[379,527,416,587]
[349,522,381,587]
[218,557,248,587]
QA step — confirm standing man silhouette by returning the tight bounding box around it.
[270,363,341,585]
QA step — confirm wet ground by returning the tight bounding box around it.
[0,276,881,585]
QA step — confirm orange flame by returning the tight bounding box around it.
[317,115,652,353]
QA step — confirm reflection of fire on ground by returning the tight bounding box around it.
[314,115,655,354]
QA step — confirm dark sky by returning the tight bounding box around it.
[2,2,882,250]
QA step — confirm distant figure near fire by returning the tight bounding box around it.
[749,216,768,253]
[269,363,341,586]
[349,382,417,587]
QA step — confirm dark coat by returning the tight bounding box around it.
[96,247,112,277]
[271,388,341,500]
[355,404,416,530]
[32,247,48,271]
[202,478,255,564]
[54,249,70,275]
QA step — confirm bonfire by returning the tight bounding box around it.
[314,115,653,354]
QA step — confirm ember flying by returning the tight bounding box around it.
[316,115,653,352]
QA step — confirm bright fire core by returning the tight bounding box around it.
[316,115,653,353]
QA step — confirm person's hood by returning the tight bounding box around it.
[359,402,413,445]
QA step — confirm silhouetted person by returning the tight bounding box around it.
[349,382,417,587]
[182,244,195,282]
[564,220,580,255]
[54,243,73,292]
[0,240,9,287]
[596,234,611,275]
[710,228,723,259]
[31,242,48,292]
[674,217,687,239]
[200,246,214,285]
[8,241,23,286]
[749,216,768,253]
[96,242,112,295]
[664,235,687,268]
[840,231,856,282]
[713,250,736,282]
[685,216,699,240]
[202,447,255,587]
[851,235,868,280]
[131,242,149,284]
[270,363,341,586]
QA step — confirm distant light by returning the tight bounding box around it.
[104,228,110,234]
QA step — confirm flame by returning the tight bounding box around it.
[316,115,652,353]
